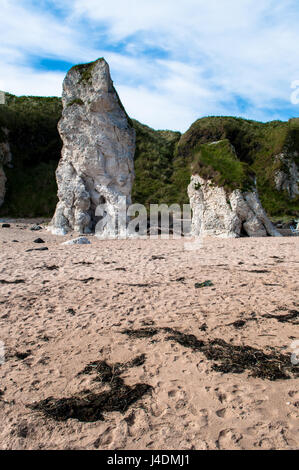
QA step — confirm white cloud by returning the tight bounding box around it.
[1,0,299,130]
[118,85,195,132]
[71,0,299,123]
[0,0,101,96]
[0,63,64,97]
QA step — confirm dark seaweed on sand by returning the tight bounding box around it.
[28,355,152,422]
[15,351,31,360]
[121,328,159,338]
[245,269,270,274]
[164,329,298,381]
[28,385,151,423]
[74,277,95,283]
[43,265,59,271]
[263,310,299,325]
[78,354,146,383]
[231,320,247,328]
[195,280,213,288]
[73,261,93,266]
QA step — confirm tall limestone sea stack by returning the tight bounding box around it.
[50,58,135,237]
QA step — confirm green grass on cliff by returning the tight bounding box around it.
[0,93,298,218]
[175,116,299,216]
[72,59,103,84]
[0,93,62,217]
[192,139,255,193]
[132,119,181,207]
[3,161,58,217]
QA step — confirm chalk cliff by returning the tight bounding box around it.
[50,58,135,237]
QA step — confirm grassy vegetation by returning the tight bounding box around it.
[3,161,58,217]
[175,116,299,216]
[0,93,62,217]
[0,93,298,218]
[192,139,255,192]
[72,59,104,84]
[132,119,181,206]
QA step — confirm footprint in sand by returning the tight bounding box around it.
[150,403,164,418]
[110,419,128,449]
[93,427,113,448]
[198,408,209,427]
[216,429,243,449]
[216,392,227,404]
[254,437,276,449]
[216,408,226,418]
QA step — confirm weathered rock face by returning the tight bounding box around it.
[274,153,299,199]
[188,175,281,238]
[50,58,135,236]
[0,166,6,208]
[0,133,12,207]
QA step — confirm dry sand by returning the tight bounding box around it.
[0,220,298,450]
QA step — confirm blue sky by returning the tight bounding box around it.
[1,0,299,131]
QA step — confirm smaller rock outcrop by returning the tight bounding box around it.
[0,166,6,208]
[274,153,299,199]
[188,175,281,238]
[187,139,282,238]
[0,131,12,208]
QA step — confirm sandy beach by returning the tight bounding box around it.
[0,221,298,450]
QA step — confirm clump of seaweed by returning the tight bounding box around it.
[28,355,151,422]
[73,277,95,283]
[28,385,151,423]
[0,279,25,284]
[245,270,270,274]
[121,328,159,339]
[231,320,247,329]
[164,328,205,349]
[45,265,58,271]
[195,280,213,288]
[66,308,76,316]
[78,354,146,384]
[73,261,93,266]
[263,310,299,325]
[15,351,31,360]
[164,330,297,381]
